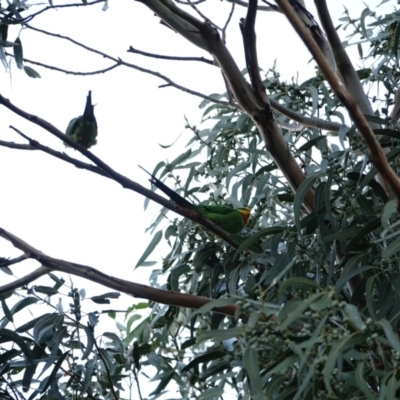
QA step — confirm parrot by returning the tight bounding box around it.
[65,90,97,149]
[140,166,251,234]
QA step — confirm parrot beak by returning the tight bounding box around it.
[238,207,251,226]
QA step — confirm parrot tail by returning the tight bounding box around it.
[139,166,194,209]
[83,91,95,121]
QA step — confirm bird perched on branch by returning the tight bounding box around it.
[140,166,251,234]
[65,91,97,149]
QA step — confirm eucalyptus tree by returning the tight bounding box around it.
[1,1,400,398]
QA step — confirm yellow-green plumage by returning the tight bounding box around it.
[195,204,250,233]
[140,166,250,234]
[65,91,97,149]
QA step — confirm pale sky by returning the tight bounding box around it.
[0,0,391,397]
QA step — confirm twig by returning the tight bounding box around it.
[132,367,144,400]
[6,53,120,75]
[127,46,214,64]
[227,0,275,11]
[270,98,342,132]
[6,126,110,177]
[221,2,235,43]
[2,1,105,25]
[0,254,28,269]
[93,339,118,400]
[0,138,110,177]
[186,0,222,31]
[0,266,48,293]
[175,0,205,4]
[261,0,279,11]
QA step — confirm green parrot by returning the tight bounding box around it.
[140,166,251,234]
[65,91,97,149]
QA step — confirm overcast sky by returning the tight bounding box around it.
[0,0,391,397]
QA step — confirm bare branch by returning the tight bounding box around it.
[236,1,341,132]
[276,0,400,205]
[132,367,144,400]
[314,0,377,122]
[240,0,268,104]
[221,2,235,43]
[137,0,210,50]
[260,0,279,11]
[285,0,335,66]
[0,228,238,317]
[25,23,127,62]
[0,1,105,25]
[175,0,205,4]
[6,53,120,75]
[0,266,48,293]
[185,0,222,31]
[0,255,28,269]
[270,98,342,132]
[2,127,109,178]
[228,0,275,11]
[127,46,214,64]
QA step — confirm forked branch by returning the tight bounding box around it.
[0,228,237,317]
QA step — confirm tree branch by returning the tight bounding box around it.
[221,2,235,43]
[6,53,121,75]
[175,0,205,4]
[0,266,48,293]
[276,0,400,205]
[2,127,109,178]
[228,0,275,11]
[240,0,267,104]
[0,1,105,25]
[127,46,214,64]
[270,98,342,132]
[0,228,238,317]
[0,254,28,269]
[285,0,335,66]
[314,0,378,123]
[185,0,222,32]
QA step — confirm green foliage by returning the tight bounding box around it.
[0,282,149,399]
[128,3,400,398]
